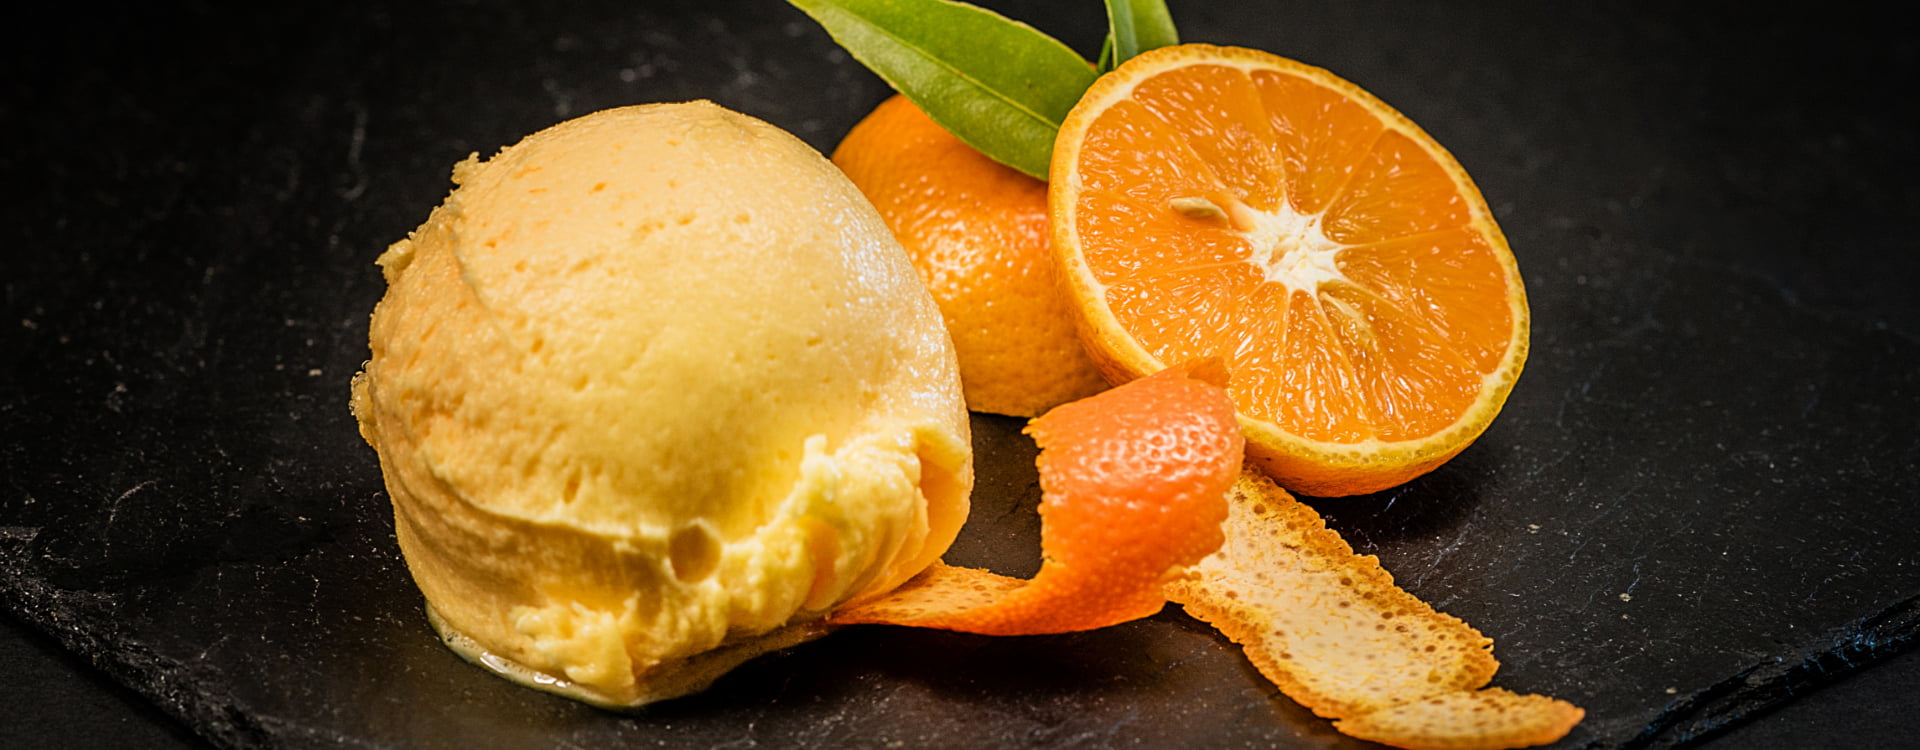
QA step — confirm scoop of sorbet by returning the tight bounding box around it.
[350,101,972,707]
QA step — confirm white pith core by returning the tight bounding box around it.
[1173,195,1351,293]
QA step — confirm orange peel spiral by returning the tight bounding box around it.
[831,365,1243,635]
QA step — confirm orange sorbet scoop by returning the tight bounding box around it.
[831,365,1244,635]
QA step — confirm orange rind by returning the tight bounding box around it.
[1165,469,1582,748]
[833,365,1243,634]
[834,95,1109,417]
[1336,688,1588,750]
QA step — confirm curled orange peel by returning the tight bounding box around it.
[1165,470,1584,749]
[830,365,1243,635]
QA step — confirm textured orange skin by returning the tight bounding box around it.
[834,95,1109,418]
[1049,45,1530,497]
[831,367,1243,635]
[1166,470,1498,720]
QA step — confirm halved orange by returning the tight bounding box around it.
[1049,44,1529,497]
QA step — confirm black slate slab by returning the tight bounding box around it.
[4,2,1917,748]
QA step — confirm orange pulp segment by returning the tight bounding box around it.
[831,365,1242,634]
[1050,44,1529,496]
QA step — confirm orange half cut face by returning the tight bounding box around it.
[1051,44,1529,497]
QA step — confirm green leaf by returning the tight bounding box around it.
[1102,0,1179,71]
[788,0,1097,179]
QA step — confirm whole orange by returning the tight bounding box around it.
[833,95,1108,418]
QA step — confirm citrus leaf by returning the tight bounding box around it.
[788,0,1096,179]
[1101,0,1179,71]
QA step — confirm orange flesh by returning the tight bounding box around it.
[1072,63,1514,445]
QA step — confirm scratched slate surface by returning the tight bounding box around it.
[3,1,1917,748]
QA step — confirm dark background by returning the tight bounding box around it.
[4,1,1916,748]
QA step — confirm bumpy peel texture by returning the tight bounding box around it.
[833,365,1242,635]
